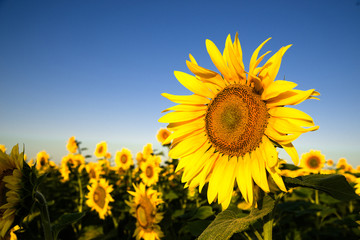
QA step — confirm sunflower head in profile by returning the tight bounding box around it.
[159,33,319,209]
[142,143,153,160]
[36,150,50,171]
[86,162,101,180]
[94,141,108,159]
[156,128,172,145]
[66,136,78,154]
[140,156,161,187]
[300,150,325,173]
[115,148,133,171]
[85,178,114,219]
[126,183,164,240]
[0,145,35,238]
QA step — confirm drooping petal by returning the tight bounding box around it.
[174,71,215,98]
[261,80,298,100]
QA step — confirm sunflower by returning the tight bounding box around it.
[85,178,114,219]
[300,150,325,173]
[36,151,50,171]
[94,141,108,159]
[66,136,78,154]
[126,183,164,240]
[142,143,153,159]
[326,159,334,167]
[336,158,352,172]
[115,148,133,171]
[159,34,319,208]
[0,145,6,153]
[156,128,172,145]
[60,154,86,181]
[136,152,146,168]
[140,156,161,187]
[0,145,29,238]
[86,162,101,180]
[355,178,360,196]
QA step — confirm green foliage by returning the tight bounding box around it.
[198,195,275,240]
[284,174,360,201]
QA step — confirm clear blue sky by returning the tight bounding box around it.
[1,0,359,166]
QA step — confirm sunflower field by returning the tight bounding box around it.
[1,34,360,240]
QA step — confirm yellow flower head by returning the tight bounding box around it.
[326,159,334,167]
[355,178,360,196]
[0,145,26,237]
[336,158,352,171]
[142,143,153,159]
[126,183,164,240]
[86,162,101,180]
[66,136,78,154]
[159,34,319,209]
[156,128,172,145]
[36,151,50,170]
[115,148,133,171]
[85,178,114,219]
[300,150,326,173]
[136,152,146,168]
[94,141,108,159]
[60,154,85,181]
[0,145,6,153]
[140,156,161,187]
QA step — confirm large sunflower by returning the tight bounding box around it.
[0,145,32,238]
[126,183,164,240]
[159,34,319,209]
[85,178,114,219]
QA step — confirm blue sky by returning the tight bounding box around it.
[0,0,359,166]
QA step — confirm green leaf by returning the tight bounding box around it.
[52,212,86,239]
[163,190,179,201]
[198,195,275,240]
[190,206,214,220]
[283,174,360,201]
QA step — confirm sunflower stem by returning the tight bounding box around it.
[35,191,53,240]
[263,216,273,240]
[77,173,83,231]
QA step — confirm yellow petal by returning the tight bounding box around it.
[161,93,210,105]
[251,149,270,193]
[249,38,271,73]
[265,125,302,144]
[266,89,318,107]
[268,107,314,122]
[262,136,278,168]
[161,104,207,113]
[168,132,207,159]
[236,156,248,202]
[218,156,237,204]
[262,80,298,100]
[174,71,215,98]
[266,165,287,192]
[164,120,205,145]
[207,155,227,204]
[159,111,204,123]
[281,142,299,165]
[206,39,231,81]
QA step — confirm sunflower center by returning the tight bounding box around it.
[40,157,46,166]
[136,198,155,228]
[162,131,170,140]
[89,169,96,178]
[93,186,106,209]
[308,157,320,169]
[121,155,128,164]
[98,146,103,154]
[146,166,154,178]
[205,84,269,157]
